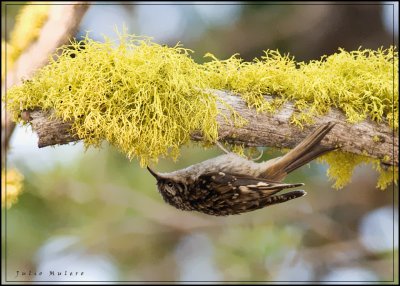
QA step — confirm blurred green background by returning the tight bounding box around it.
[2,2,398,282]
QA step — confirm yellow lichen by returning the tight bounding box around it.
[3,3,50,79]
[205,47,398,129]
[6,33,219,166]
[318,151,366,189]
[5,31,398,189]
[318,151,398,190]
[227,144,261,160]
[1,168,24,208]
[376,165,398,190]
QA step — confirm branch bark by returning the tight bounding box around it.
[22,90,398,166]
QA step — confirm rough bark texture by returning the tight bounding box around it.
[25,109,78,147]
[22,90,398,166]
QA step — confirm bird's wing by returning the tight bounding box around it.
[191,171,306,215]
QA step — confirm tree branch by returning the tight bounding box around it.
[21,89,398,166]
[2,3,89,166]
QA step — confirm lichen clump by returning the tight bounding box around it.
[7,34,219,165]
[318,151,397,190]
[5,32,398,189]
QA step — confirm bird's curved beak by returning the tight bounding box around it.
[147,166,161,180]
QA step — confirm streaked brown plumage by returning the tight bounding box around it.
[147,122,336,216]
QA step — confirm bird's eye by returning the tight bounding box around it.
[167,182,173,187]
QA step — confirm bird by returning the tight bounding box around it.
[147,122,336,216]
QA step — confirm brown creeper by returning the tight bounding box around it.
[148,122,336,216]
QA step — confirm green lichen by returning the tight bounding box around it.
[5,31,398,189]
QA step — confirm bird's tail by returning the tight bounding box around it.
[260,122,336,181]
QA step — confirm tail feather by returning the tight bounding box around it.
[261,122,336,181]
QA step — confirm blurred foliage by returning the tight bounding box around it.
[3,142,397,281]
[1,2,49,79]
[2,2,398,282]
[7,2,49,57]
[1,168,24,208]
